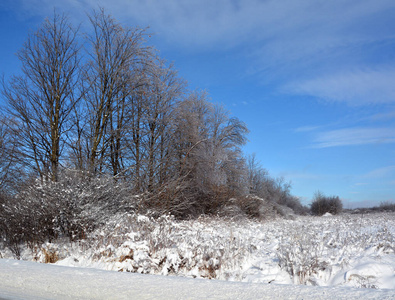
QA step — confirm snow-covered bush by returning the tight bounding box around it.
[0,170,135,256]
[1,211,394,290]
[277,227,328,284]
[45,213,257,280]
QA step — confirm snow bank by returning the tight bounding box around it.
[0,259,394,300]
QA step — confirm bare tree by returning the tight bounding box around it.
[83,9,151,174]
[2,12,81,181]
[125,82,149,191]
[246,153,269,195]
[144,61,186,191]
[207,104,248,193]
[152,91,250,216]
[0,114,24,194]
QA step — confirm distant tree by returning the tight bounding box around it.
[245,154,308,214]
[378,201,395,212]
[310,191,343,215]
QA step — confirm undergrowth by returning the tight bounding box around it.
[1,212,394,288]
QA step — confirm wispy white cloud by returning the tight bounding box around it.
[286,69,395,105]
[9,0,298,49]
[294,126,321,133]
[362,165,395,179]
[368,110,395,122]
[313,127,395,148]
[7,0,395,105]
[11,1,395,49]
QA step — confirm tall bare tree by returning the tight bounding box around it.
[144,61,185,191]
[83,9,151,174]
[157,91,249,216]
[2,12,81,181]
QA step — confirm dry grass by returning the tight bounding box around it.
[42,248,59,263]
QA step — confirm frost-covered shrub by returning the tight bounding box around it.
[231,196,273,219]
[310,193,343,216]
[136,179,213,218]
[277,229,328,284]
[0,169,135,256]
[2,210,394,289]
[139,180,278,220]
[79,214,254,280]
[281,196,309,215]
[246,159,308,216]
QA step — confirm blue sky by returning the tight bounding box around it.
[1,0,395,207]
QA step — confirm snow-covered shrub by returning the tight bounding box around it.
[72,213,255,279]
[280,196,309,215]
[277,228,328,284]
[233,196,271,219]
[138,179,211,218]
[2,211,394,289]
[41,244,60,263]
[0,169,135,257]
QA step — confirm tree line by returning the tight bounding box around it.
[0,9,306,226]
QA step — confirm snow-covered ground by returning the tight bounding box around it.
[0,259,394,300]
[0,212,394,298]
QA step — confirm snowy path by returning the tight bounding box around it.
[0,259,394,300]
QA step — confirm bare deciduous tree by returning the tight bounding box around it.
[83,9,151,174]
[2,12,81,181]
[144,61,186,191]
[0,7,307,234]
[0,114,22,194]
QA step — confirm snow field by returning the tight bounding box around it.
[1,212,394,290]
[0,259,394,300]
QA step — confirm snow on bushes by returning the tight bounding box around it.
[1,212,394,289]
[0,170,135,257]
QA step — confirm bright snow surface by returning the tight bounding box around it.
[1,212,395,299]
[0,259,394,300]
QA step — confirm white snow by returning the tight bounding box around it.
[1,212,394,299]
[0,259,394,300]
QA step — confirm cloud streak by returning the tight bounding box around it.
[287,69,395,105]
[363,165,395,179]
[12,1,395,49]
[294,126,321,133]
[7,0,395,105]
[313,127,395,148]
[368,110,395,122]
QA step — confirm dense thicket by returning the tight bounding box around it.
[0,10,305,253]
[310,192,343,216]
